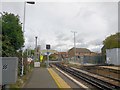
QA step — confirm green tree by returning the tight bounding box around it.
[103,32,120,49]
[0,15,2,56]
[101,32,120,61]
[1,12,24,56]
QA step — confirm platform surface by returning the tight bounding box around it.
[99,66,120,70]
[24,68,58,88]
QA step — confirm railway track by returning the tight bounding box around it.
[54,63,120,90]
[80,66,120,82]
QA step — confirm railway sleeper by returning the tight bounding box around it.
[55,64,118,90]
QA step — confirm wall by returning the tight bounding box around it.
[106,48,120,65]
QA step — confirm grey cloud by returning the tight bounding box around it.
[55,32,71,42]
[87,39,103,46]
[52,43,66,50]
[76,39,103,52]
[54,43,66,48]
[90,47,101,52]
[76,43,89,48]
[75,5,96,18]
[89,44,103,52]
[76,39,84,45]
[2,2,118,53]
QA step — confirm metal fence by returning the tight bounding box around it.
[67,55,105,65]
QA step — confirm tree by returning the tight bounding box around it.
[101,32,120,61]
[103,32,120,49]
[1,12,24,56]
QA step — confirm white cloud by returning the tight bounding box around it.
[2,1,118,52]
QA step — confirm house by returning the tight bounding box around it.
[68,47,102,64]
[41,49,58,55]
[58,52,68,59]
[68,47,91,58]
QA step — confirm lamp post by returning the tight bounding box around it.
[21,47,24,76]
[71,31,77,62]
[23,1,35,32]
[21,1,35,76]
[35,36,38,61]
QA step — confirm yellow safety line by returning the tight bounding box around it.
[48,68,61,88]
[48,68,71,88]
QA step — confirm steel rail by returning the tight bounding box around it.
[55,63,120,90]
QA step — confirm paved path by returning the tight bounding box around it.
[24,68,58,88]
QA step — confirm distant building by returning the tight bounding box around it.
[50,53,58,60]
[41,50,58,55]
[58,52,68,59]
[68,47,102,64]
[41,49,58,60]
[106,48,120,65]
[68,47,91,58]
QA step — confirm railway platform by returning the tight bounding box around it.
[23,68,58,88]
[23,67,76,88]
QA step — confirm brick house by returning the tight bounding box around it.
[68,47,102,64]
[58,52,68,60]
[68,47,91,58]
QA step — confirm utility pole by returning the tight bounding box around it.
[71,31,77,62]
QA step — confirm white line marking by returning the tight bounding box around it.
[55,67,90,90]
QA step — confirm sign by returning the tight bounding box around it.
[0,57,18,85]
[44,52,51,56]
[47,52,49,55]
[34,62,40,67]
[40,55,43,62]
[46,44,50,49]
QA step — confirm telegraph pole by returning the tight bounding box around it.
[71,31,77,62]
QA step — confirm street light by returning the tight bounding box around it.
[21,1,35,76]
[71,31,77,62]
[27,2,35,4]
[35,36,38,61]
[23,1,35,32]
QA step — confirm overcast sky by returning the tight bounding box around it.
[1,0,119,52]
